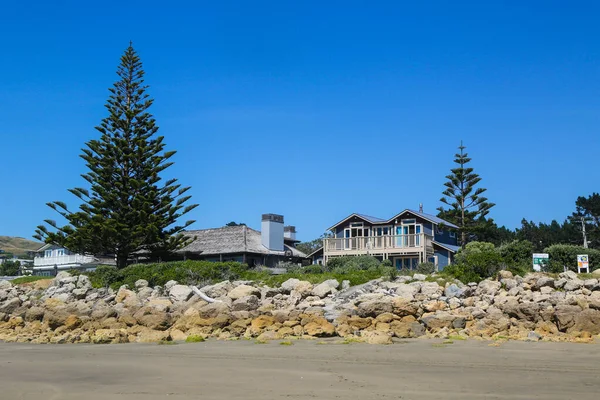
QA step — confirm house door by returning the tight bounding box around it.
[402,224,421,247]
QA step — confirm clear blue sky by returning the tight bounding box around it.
[1,1,599,242]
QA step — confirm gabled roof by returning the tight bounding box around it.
[391,209,459,229]
[307,246,324,258]
[327,213,386,231]
[179,225,308,258]
[432,241,460,253]
[328,209,459,231]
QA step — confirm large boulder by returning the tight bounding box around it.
[231,295,260,312]
[444,284,463,299]
[133,307,171,330]
[569,309,600,335]
[356,298,394,318]
[280,279,312,294]
[311,279,339,298]
[476,280,502,296]
[592,269,600,277]
[420,282,443,298]
[227,285,260,300]
[554,305,582,331]
[534,277,555,290]
[169,285,193,302]
[394,284,419,300]
[0,298,21,314]
[361,330,392,344]
[563,279,584,292]
[200,281,234,298]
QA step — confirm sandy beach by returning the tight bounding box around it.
[1,339,599,399]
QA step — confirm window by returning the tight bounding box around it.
[44,250,53,257]
[401,219,416,224]
[449,231,456,238]
[436,226,444,235]
[56,249,65,256]
[350,222,364,228]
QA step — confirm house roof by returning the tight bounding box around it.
[392,209,460,229]
[307,246,324,258]
[328,209,459,231]
[179,225,308,258]
[432,241,460,253]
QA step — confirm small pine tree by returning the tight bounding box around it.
[34,43,198,268]
[437,142,495,247]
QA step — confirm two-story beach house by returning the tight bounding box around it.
[33,244,114,276]
[323,205,460,270]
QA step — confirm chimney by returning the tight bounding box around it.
[419,203,423,213]
[261,214,284,251]
[284,226,297,240]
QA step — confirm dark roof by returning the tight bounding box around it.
[328,209,459,231]
[180,225,307,258]
[432,241,460,253]
[307,246,324,258]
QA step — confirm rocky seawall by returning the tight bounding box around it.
[1,270,600,345]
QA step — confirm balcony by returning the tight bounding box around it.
[33,254,97,268]
[324,234,433,256]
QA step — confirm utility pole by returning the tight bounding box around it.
[581,217,588,249]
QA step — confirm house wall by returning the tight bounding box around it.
[433,227,458,246]
[434,248,451,270]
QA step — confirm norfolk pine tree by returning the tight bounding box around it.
[34,44,198,268]
[437,142,495,247]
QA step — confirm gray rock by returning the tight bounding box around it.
[200,281,234,298]
[0,280,12,290]
[420,282,443,298]
[137,287,154,301]
[592,268,600,277]
[341,280,351,291]
[168,285,193,302]
[452,317,467,329]
[444,284,464,299]
[0,297,21,314]
[231,295,260,312]
[500,278,517,290]
[135,279,149,290]
[535,277,555,290]
[395,283,419,300]
[559,270,578,281]
[563,279,583,292]
[412,274,427,281]
[76,275,92,289]
[583,279,598,290]
[477,280,502,296]
[554,278,567,289]
[312,279,340,298]
[72,288,89,300]
[164,280,178,292]
[527,331,542,341]
[227,284,261,300]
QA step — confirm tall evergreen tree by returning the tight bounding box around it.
[34,44,198,268]
[437,142,495,247]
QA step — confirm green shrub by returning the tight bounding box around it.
[185,335,205,343]
[303,264,325,274]
[445,248,504,283]
[454,242,496,264]
[85,261,248,290]
[416,262,435,274]
[498,240,533,265]
[544,244,600,272]
[325,255,381,273]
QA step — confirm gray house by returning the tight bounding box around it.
[323,205,459,270]
[178,214,307,267]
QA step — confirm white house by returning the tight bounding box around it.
[33,244,113,276]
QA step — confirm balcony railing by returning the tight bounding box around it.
[34,254,97,267]
[324,234,433,253]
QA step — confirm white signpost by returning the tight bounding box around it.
[532,253,549,272]
[577,255,589,273]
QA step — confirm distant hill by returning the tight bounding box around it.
[0,236,43,257]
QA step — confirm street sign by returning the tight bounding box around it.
[577,255,589,273]
[533,253,549,272]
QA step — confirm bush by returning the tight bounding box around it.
[454,242,496,264]
[325,255,381,273]
[445,247,504,283]
[85,261,248,289]
[544,244,600,272]
[416,262,435,274]
[498,240,533,265]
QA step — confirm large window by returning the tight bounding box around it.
[44,250,53,257]
[56,249,65,256]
